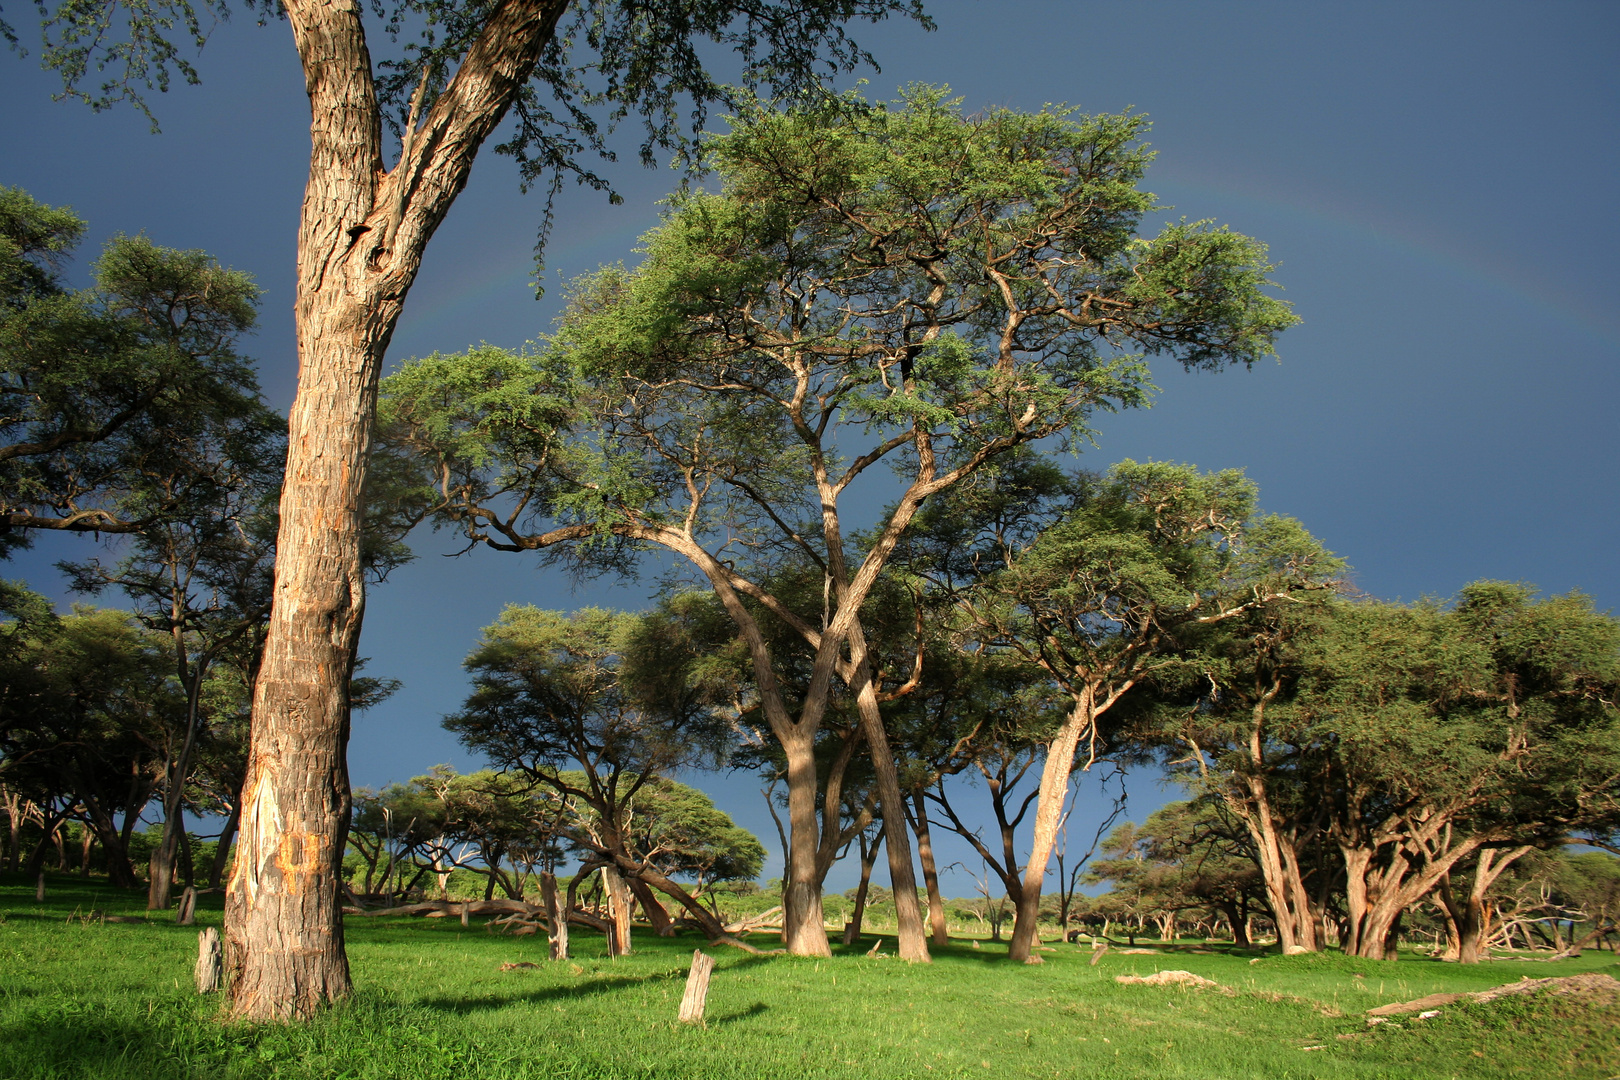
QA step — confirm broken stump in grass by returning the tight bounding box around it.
[35,872,45,902]
[176,886,197,926]
[195,927,222,993]
[679,949,715,1025]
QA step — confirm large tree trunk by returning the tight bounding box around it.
[77,796,138,888]
[225,0,570,1020]
[909,787,949,946]
[780,730,832,957]
[628,877,674,937]
[848,649,928,963]
[601,864,634,956]
[1442,846,1530,964]
[541,871,568,960]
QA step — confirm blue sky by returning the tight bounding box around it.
[4,1,1617,892]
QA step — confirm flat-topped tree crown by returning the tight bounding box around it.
[380,86,1300,962]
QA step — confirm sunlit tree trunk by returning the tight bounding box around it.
[225,0,568,1019]
[1009,696,1092,963]
[780,729,832,957]
[847,639,928,962]
[910,787,949,946]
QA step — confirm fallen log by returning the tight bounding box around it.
[1368,973,1620,1019]
[724,906,783,934]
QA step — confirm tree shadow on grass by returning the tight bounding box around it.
[705,1001,768,1026]
[417,950,785,1014]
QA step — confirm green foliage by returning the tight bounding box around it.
[17,0,929,239]
[0,187,268,553]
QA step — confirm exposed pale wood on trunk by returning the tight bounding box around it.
[541,871,568,960]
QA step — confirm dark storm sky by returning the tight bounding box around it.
[4,1,1616,890]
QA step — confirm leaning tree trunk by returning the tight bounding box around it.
[1454,846,1531,964]
[842,830,883,945]
[848,639,929,963]
[223,0,569,1020]
[628,877,675,937]
[910,787,950,946]
[1008,700,1093,963]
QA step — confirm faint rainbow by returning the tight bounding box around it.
[391,211,659,355]
[393,177,1620,354]
[1151,170,1619,349]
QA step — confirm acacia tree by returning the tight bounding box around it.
[1086,801,1267,946]
[1,188,264,552]
[60,379,284,910]
[446,605,754,948]
[1181,586,1620,961]
[0,589,180,884]
[904,458,1340,961]
[380,88,1297,959]
[1306,587,1620,960]
[18,0,929,1018]
[1167,595,1340,953]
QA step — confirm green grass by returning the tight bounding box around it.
[2,873,1616,1080]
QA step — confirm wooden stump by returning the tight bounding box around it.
[195,927,222,993]
[460,903,470,928]
[35,872,45,902]
[176,886,197,926]
[678,949,714,1025]
[541,872,568,961]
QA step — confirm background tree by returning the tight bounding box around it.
[380,87,1297,960]
[59,373,284,910]
[446,605,745,948]
[1085,800,1267,946]
[0,586,179,885]
[1313,586,1620,960]
[904,457,1340,960]
[1,187,263,552]
[1178,585,1620,961]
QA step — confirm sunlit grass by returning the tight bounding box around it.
[3,873,1616,1079]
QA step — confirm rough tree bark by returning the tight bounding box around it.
[540,870,568,960]
[628,877,675,937]
[225,0,571,1019]
[601,864,634,955]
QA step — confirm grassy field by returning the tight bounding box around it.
[2,874,1616,1080]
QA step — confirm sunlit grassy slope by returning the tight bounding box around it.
[2,874,1616,1079]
